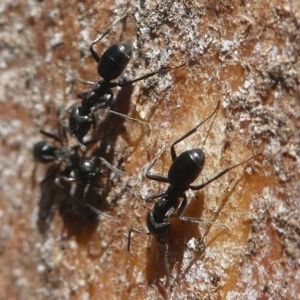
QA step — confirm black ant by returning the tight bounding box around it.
[63,14,184,144]
[33,125,125,218]
[128,102,261,276]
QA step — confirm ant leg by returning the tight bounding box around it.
[190,154,262,191]
[90,89,148,129]
[175,194,187,217]
[59,104,74,129]
[58,120,68,144]
[39,129,62,144]
[82,138,100,147]
[77,143,87,153]
[89,13,128,62]
[201,102,220,149]
[169,194,229,231]
[145,140,169,183]
[76,79,97,86]
[98,157,126,176]
[117,63,185,87]
[127,228,149,252]
[90,92,114,113]
[105,109,150,130]
[54,176,75,196]
[57,172,115,220]
[40,165,60,184]
[91,113,97,130]
[145,191,165,203]
[82,183,91,200]
[84,203,115,221]
[179,216,229,231]
[164,243,172,279]
[170,101,220,161]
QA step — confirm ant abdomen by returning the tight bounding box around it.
[33,141,57,163]
[98,42,132,80]
[168,149,205,188]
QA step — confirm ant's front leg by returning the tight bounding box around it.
[127,228,149,252]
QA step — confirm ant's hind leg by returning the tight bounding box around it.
[127,228,149,252]
[178,215,229,231]
[39,129,62,144]
[189,154,262,191]
[170,101,220,161]
[76,79,97,86]
[84,203,115,221]
[89,13,129,62]
[145,140,169,183]
[169,193,229,231]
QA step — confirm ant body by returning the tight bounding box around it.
[128,102,261,275]
[34,126,124,217]
[65,14,183,143]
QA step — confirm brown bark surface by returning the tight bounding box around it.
[0,0,299,299]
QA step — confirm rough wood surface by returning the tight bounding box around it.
[0,0,299,299]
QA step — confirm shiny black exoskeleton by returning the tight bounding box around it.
[145,149,206,241]
[129,102,261,246]
[34,127,124,199]
[67,15,182,142]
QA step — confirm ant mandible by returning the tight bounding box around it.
[65,13,183,143]
[33,125,125,218]
[128,101,261,274]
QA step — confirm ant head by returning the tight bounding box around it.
[80,157,96,173]
[98,42,132,81]
[33,141,57,163]
[147,211,171,241]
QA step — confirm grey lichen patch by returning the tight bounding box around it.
[1,0,300,299]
